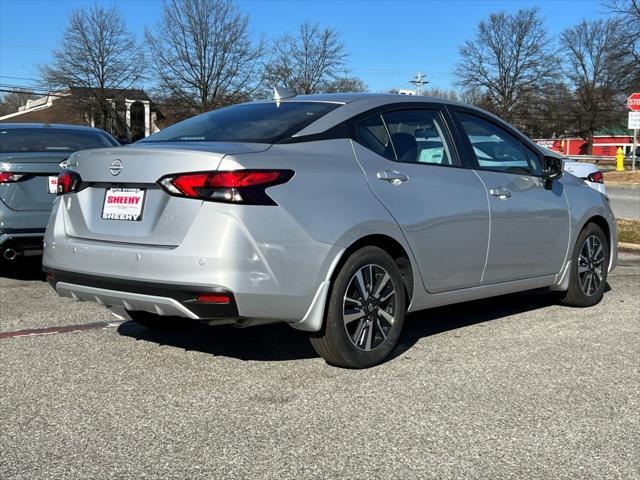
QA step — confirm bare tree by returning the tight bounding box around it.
[605,0,640,92]
[454,8,559,125]
[560,19,635,153]
[324,77,367,93]
[41,4,145,132]
[421,87,461,102]
[264,21,350,94]
[606,0,640,63]
[146,0,263,112]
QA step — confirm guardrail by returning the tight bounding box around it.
[567,155,635,167]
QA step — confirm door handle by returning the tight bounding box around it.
[377,169,409,185]
[489,187,512,199]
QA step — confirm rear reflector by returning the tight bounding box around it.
[197,293,231,304]
[158,170,294,205]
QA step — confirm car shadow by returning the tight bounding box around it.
[0,257,46,281]
[390,289,561,360]
[117,320,318,361]
[117,287,591,364]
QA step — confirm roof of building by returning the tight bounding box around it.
[594,126,632,136]
[68,87,151,101]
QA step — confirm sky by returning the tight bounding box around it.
[0,0,608,95]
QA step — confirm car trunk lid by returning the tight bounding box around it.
[62,142,270,246]
[0,152,68,211]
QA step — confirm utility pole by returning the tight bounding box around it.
[409,72,429,96]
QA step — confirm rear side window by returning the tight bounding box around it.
[456,112,541,175]
[356,114,392,159]
[383,110,453,165]
[0,128,117,153]
[356,109,454,166]
[140,102,340,144]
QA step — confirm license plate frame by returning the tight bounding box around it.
[101,187,146,222]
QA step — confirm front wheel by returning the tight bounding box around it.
[560,223,609,307]
[309,246,407,368]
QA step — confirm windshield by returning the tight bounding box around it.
[0,128,118,153]
[140,102,340,144]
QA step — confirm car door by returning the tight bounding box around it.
[450,108,570,284]
[350,106,490,293]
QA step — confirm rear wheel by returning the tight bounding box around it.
[309,246,406,368]
[126,310,192,331]
[560,223,609,307]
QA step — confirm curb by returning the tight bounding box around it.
[606,181,640,190]
[618,242,640,253]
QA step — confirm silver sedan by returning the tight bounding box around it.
[43,93,617,368]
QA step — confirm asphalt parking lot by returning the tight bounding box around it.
[607,186,640,220]
[1,253,639,480]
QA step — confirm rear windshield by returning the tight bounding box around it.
[0,128,118,153]
[140,102,340,144]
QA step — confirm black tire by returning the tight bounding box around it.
[126,310,192,331]
[309,246,407,368]
[559,223,609,307]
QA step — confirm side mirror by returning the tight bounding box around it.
[542,156,563,180]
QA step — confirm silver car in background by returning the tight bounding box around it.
[0,123,118,262]
[43,94,617,368]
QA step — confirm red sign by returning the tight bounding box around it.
[628,93,640,111]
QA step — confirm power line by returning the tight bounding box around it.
[0,75,45,84]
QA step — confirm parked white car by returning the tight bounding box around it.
[540,147,606,195]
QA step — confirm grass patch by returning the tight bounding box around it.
[618,219,640,244]
[604,170,640,183]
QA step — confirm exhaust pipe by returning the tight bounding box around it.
[2,248,18,261]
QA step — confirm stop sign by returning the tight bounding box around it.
[628,93,640,111]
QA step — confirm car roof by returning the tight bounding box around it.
[270,93,476,138]
[295,92,467,105]
[0,123,109,133]
[269,92,466,106]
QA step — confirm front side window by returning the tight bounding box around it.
[0,128,117,153]
[456,112,541,175]
[140,102,339,144]
[356,109,454,166]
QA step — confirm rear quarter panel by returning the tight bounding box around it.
[220,139,424,307]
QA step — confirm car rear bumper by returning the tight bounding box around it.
[0,199,50,250]
[45,268,240,320]
[585,180,606,196]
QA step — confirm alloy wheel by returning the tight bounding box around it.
[578,234,605,296]
[342,264,396,351]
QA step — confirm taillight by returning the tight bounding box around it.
[57,170,82,195]
[0,172,26,183]
[158,170,294,205]
[587,171,604,184]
